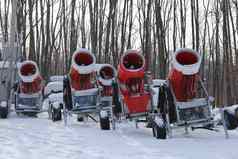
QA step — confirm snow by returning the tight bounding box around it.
[44,81,63,96]
[42,93,63,110]
[152,79,166,86]
[17,61,40,83]
[49,75,64,82]
[212,105,238,122]
[224,105,238,115]
[0,101,7,107]
[43,81,64,110]
[152,79,166,107]
[1,77,238,159]
[172,48,201,75]
[0,112,238,159]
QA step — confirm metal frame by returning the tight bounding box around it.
[117,72,164,134]
[100,96,116,130]
[165,77,228,138]
[63,82,102,126]
[14,92,43,113]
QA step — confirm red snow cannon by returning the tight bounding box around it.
[168,48,201,102]
[18,60,43,94]
[97,64,116,97]
[69,49,96,91]
[118,50,150,114]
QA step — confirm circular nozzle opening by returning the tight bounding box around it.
[176,51,198,65]
[99,65,115,80]
[20,63,37,76]
[122,51,144,70]
[74,51,94,66]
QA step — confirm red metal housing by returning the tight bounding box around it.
[97,64,116,97]
[168,48,201,102]
[18,61,43,94]
[118,50,150,114]
[69,49,96,91]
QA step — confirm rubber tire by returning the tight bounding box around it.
[0,106,8,119]
[77,116,84,122]
[63,77,73,110]
[224,110,238,130]
[153,124,167,139]
[52,107,62,122]
[100,116,110,130]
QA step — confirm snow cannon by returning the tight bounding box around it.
[168,48,201,102]
[69,48,96,91]
[97,64,117,97]
[14,60,43,116]
[96,64,117,130]
[18,60,43,94]
[63,49,106,129]
[118,50,150,114]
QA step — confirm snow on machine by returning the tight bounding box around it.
[14,60,44,116]
[44,80,63,121]
[160,48,230,138]
[96,64,117,130]
[117,50,167,139]
[63,48,102,127]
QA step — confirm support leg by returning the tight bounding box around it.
[220,108,229,139]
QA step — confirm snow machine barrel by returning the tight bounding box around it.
[118,50,150,114]
[97,64,116,96]
[69,49,96,91]
[18,60,43,94]
[168,48,201,102]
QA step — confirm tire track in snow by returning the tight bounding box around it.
[117,123,182,159]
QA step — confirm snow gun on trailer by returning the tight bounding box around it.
[159,48,236,138]
[63,48,102,126]
[96,64,117,130]
[117,49,167,139]
[14,60,44,117]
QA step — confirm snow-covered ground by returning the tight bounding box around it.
[0,112,238,159]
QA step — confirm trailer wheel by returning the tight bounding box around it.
[0,106,8,119]
[77,116,84,122]
[100,117,110,130]
[52,107,62,122]
[100,110,110,130]
[153,124,167,139]
[224,110,238,130]
[152,116,167,139]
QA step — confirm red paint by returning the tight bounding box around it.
[118,50,150,114]
[19,62,43,94]
[69,51,95,90]
[20,63,37,76]
[69,68,94,90]
[20,76,43,94]
[98,66,115,97]
[74,52,94,66]
[168,50,199,102]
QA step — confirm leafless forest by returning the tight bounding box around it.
[0,0,237,107]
